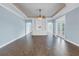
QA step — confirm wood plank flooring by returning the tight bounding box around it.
[0,35,79,56]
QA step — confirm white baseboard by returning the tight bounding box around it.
[0,34,25,49]
[0,32,32,49]
[0,33,79,49]
[55,34,79,47]
[64,39,79,47]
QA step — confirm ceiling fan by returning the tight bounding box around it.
[35,9,46,20]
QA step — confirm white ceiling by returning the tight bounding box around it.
[14,3,65,18]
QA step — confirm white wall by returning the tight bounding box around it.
[65,7,79,44]
[0,7,25,46]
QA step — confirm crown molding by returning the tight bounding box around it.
[0,3,27,20]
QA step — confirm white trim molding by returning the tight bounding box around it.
[56,34,79,47]
[0,32,32,49]
[53,3,79,20]
[0,34,25,49]
[0,3,27,19]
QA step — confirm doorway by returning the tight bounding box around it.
[25,20,32,36]
[47,21,53,36]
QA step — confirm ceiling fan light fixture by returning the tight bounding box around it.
[36,16,45,20]
[35,9,46,20]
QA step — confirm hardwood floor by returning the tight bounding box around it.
[0,34,79,56]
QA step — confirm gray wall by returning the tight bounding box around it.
[0,7,25,46]
[65,7,79,44]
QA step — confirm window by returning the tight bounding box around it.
[55,16,65,36]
